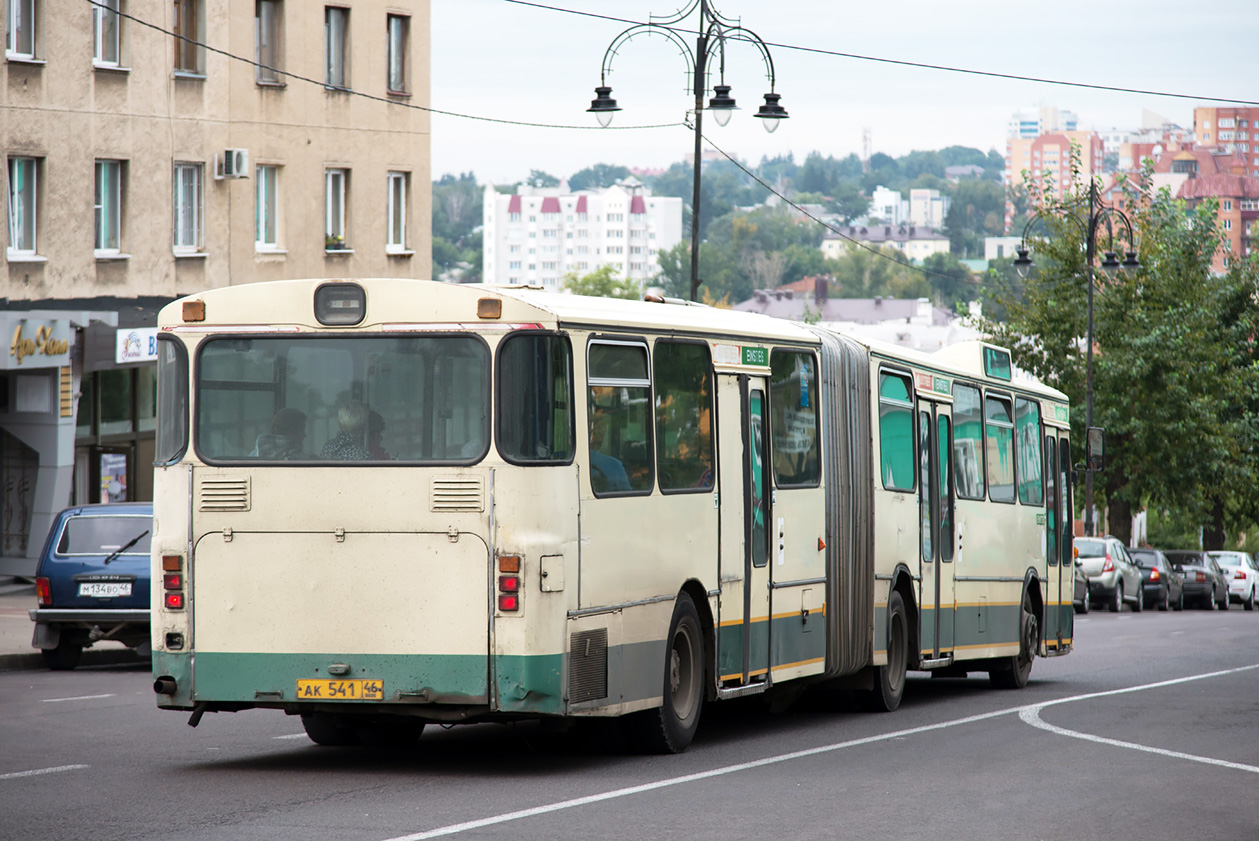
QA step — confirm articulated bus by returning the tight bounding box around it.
[150,278,1075,753]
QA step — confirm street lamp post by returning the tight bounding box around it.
[1013,177,1140,537]
[587,1,787,302]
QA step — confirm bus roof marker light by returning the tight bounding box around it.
[182,300,205,322]
[477,298,502,319]
[314,282,366,326]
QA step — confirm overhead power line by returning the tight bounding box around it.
[503,0,1259,107]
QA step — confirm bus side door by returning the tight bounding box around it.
[716,373,772,690]
[918,401,955,661]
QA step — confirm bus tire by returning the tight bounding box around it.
[628,592,704,754]
[301,712,358,747]
[862,590,907,712]
[990,590,1037,689]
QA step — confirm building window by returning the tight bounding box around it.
[255,164,279,249]
[386,14,408,94]
[325,6,349,89]
[325,168,347,249]
[172,162,202,252]
[173,0,203,74]
[5,0,36,59]
[386,171,408,252]
[93,0,120,66]
[7,156,38,256]
[94,160,123,253]
[1224,219,1233,232]
[255,0,282,84]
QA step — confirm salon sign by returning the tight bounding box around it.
[3,317,71,369]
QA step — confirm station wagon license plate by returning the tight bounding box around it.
[296,679,384,701]
[78,582,132,598]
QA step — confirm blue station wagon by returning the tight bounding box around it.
[29,503,153,670]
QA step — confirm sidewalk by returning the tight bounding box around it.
[0,577,148,672]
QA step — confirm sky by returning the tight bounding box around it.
[430,0,1258,185]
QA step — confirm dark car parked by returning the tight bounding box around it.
[1163,550,1229,611]
[29,503,152,670]
[1128,547,1184,611]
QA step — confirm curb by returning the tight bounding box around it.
[0,648,150,673]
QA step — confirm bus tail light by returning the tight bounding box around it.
[162,555,185,610]
[164,592,185,610]
[497,555,521,612]
[35,577,52,606]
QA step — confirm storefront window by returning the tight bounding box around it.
[136,366,157,432]
[99,369,133,435]
[76,376,95,439]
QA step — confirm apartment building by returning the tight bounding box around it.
[1,0,431,575]
[1194,106,1259,177]
[482,180,683,289]
[820,225,950,263]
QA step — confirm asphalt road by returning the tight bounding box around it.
[3,606,1258,841]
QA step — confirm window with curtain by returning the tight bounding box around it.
[93,0,120,66]
[94,160,122,253]
[255,164,279,249]
[172,162,202,251]
[324,6,348,88]
[7,157,38,255]
[386,14,408,93]
[255,0,282,83]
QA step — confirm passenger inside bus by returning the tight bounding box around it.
[249,408,309,460]
[588,410,630,492]
[320,400,373,460]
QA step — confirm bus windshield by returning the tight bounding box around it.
[195,335,489,464]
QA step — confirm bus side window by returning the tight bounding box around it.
[1015,398,1043,505]
[769,350,820,487]
[587,341,653,496]
[878,371,915,492]
[498,333,574,463]
[984,393,1015,503]
[952,383,985,500]
[653,341,713,491]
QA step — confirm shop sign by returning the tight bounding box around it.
[3,318,72,370]
[115,328,159,364]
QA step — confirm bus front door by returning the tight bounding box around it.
[918,402,955,662]
[716,373,772,691]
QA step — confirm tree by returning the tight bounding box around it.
[980,163,1259,548]
[569,163,631,192]
[652,242,691,299]
[563,264,641,299]
[526,169,559,188]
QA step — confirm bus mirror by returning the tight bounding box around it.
[1086,427,1105,471]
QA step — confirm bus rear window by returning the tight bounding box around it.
[195,335,489,463]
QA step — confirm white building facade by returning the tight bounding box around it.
[482,180,683,288]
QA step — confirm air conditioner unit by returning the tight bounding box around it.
[221,148,250,178]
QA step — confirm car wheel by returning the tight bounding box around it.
[1159,586,1169,612]
[1245,587,1255,611]
[41,638,83,671]
[1202,588,1216,610]
[1131,582,1143,612]
[1075,586,1090,615]
[1219,586,1230,610]
[1173,588,1184,611]
[1110,582,1123,613]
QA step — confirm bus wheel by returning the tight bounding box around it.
[862,591,907,712]
[990,591,1037,689]
[301,713,358,747]
[628,592,704,754]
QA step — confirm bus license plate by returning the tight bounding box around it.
[296,679,384,701]
[79,582,132,598]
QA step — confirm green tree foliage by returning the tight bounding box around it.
[944,178,1007,258]
[432,172,483,282]
[563,264,642,299]
[526,170,560,188]
[568,163,631,192]
[980,164,1259,548]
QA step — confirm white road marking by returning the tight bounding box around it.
[42,694,115,703]
[381,663,1259,841]
[273,733,308,740]
[1019,663,1259,774]
[0,765,89,781]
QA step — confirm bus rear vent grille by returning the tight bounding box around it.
[431,477,484,512]
[199,477,251,511]
[568,629,608,703]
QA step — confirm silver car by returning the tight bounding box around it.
[1075,536,1143,613]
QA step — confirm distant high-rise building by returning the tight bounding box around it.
[482,179,682,288]
[1007,106,1078,139]
[1004,131,1105,230]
